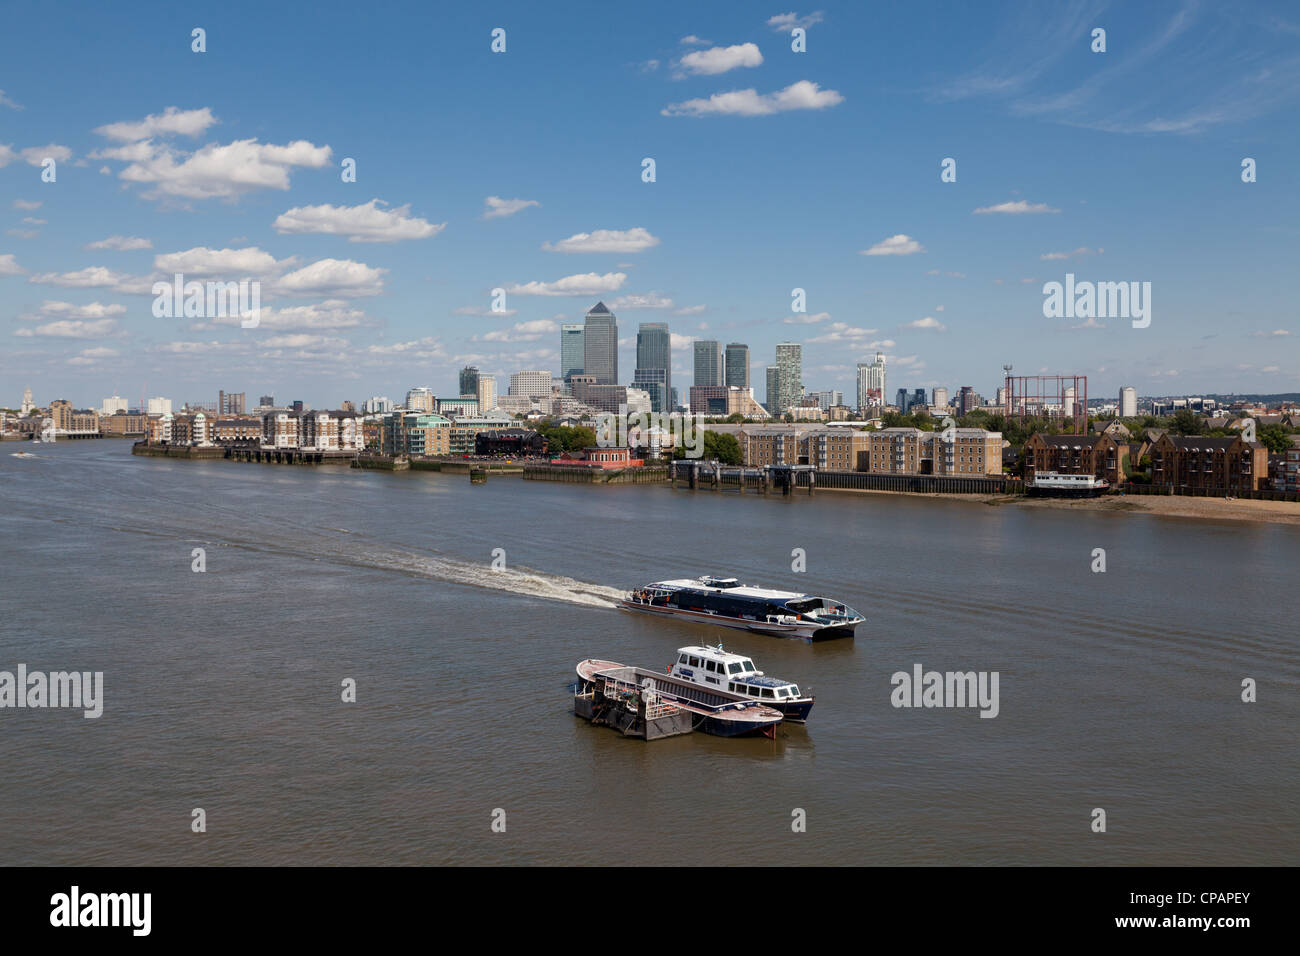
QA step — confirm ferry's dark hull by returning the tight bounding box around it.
[770,698,815,722]
[618,600,858,640]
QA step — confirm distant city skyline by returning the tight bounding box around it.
[1,2,1297,406]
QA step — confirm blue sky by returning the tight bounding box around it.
[2,0,1297,409]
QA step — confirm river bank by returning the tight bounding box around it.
[820,485,1300,526]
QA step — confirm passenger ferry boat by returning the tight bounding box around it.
[1027,471,1111,497]
[669,645,814,722]
[619,576,863,640]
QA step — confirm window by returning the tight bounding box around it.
[705,660,717,673]
[762,688,775,699]
[678,654,688,664]
[728,662,743,674]
[689,656,700,668]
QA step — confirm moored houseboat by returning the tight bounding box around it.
[1027,471,1110,497]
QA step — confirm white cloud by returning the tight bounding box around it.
[543,227,660,254]
[1252,329,1291,337]
[271,258,387,298]
[0,253,27,276]
[767,11,825,31]
[154,246,286,277]
[15,318,120,338]
[21,217,45,225]
[273,199,444,243]
[453,305,518,317]
[674,305,706,315]
[1070,317,1107,330]
[86,235,154,251]
[609,292,674,310]
[94,107,218,141]
[12,200,41,210]
[678,43,763,76]
[662,80,843,117]
[68,347,120,365]
[0,145,16,168]
[784,312,831,324]
[365,336,446,359]
[973,200,1060,215]
[19,144,73,165]
[670,332,697,349]
[6,229,37,240]
[902,316,946,331]
[1040,246,1102,260]
[102,138,332,200]
[0,90,21,110]
[807,322,880,344]
[483,319,559,342]
[258,333,350,350]
[680,35,710,46]
[199,300,373,331]
[29,300,127,320]
[507,272,627,297]
[483,196,540,219]
[28,265,152,294]
[861,234,925,256]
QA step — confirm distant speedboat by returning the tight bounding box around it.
[10,452,36,459]
[669,645,814,722]
[619,575,863,640]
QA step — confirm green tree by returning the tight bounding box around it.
[1257,423,1293,454]
[1171,408,1204,436]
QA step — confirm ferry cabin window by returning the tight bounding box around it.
[689,657,701,668]
[678,654,689,664]
[742,660,755,672]
[762,688,775,699]
[728,662,743,674]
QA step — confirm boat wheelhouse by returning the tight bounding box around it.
[1027,471,1111,497]
[669,645,814,722]
[619,575,863,640]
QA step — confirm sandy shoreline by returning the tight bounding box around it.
[818,486,1300,526]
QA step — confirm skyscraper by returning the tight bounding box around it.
[693,340,724,386]
[857,351,886,411]
[459,366,480,397]
[561,324,585,382]
[765,366,780,414]
[509,370,552,400]
[218,390,245,415]
[635,322,671,413]
[1119,386,1137,418]
[477,375,497,412]
[725,343,750,388]
[583,302,618,385]
[775,342,802,415]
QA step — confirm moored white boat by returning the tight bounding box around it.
[669,645,814,722]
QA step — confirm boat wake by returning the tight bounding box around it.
[371,549,625,608]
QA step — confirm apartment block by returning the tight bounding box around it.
[1148,434,1268,493]
[1023,433,1126,485]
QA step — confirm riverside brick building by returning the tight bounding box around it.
[1023,433,1127,485]
[1148,434,1268,493]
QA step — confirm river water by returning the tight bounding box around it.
[1,440,1295,865]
